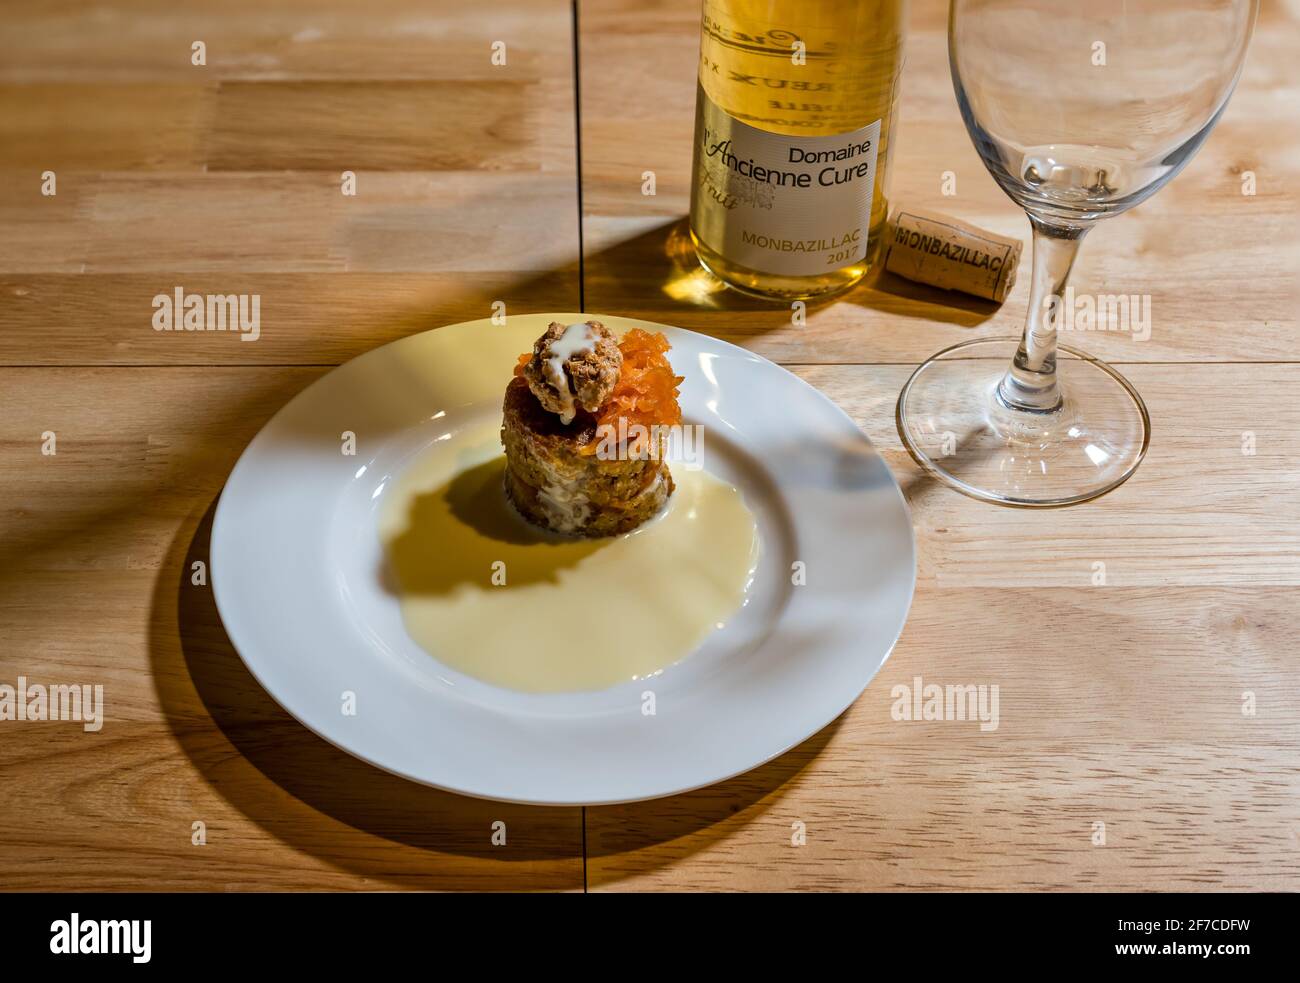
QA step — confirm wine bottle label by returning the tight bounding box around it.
[691,89,881,278]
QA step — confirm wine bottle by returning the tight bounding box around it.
[689,0,907,299]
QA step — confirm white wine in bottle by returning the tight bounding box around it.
[689,0,907,299]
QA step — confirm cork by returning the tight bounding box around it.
[883,207,1023,303]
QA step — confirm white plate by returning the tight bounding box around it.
[211,313,915,805]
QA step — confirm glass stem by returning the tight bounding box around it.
[997,216,1090,414]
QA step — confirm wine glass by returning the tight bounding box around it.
[896,0,1259,506]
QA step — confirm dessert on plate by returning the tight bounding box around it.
[502,320,683,537]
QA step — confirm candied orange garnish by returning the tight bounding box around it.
[597,328,683,428]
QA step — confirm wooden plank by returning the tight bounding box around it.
[0,76,563,173]
[205,80,547,172]
[0,169,580,275]
[0,85,211,171]
[0,723,583,891]
[0,274,577,365]
[588,721,1300,891]
[0,367,584,890]
[0,0,558,83]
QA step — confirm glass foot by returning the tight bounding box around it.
[896,337,1150,507]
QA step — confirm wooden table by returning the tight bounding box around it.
[1,0,1296,892]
